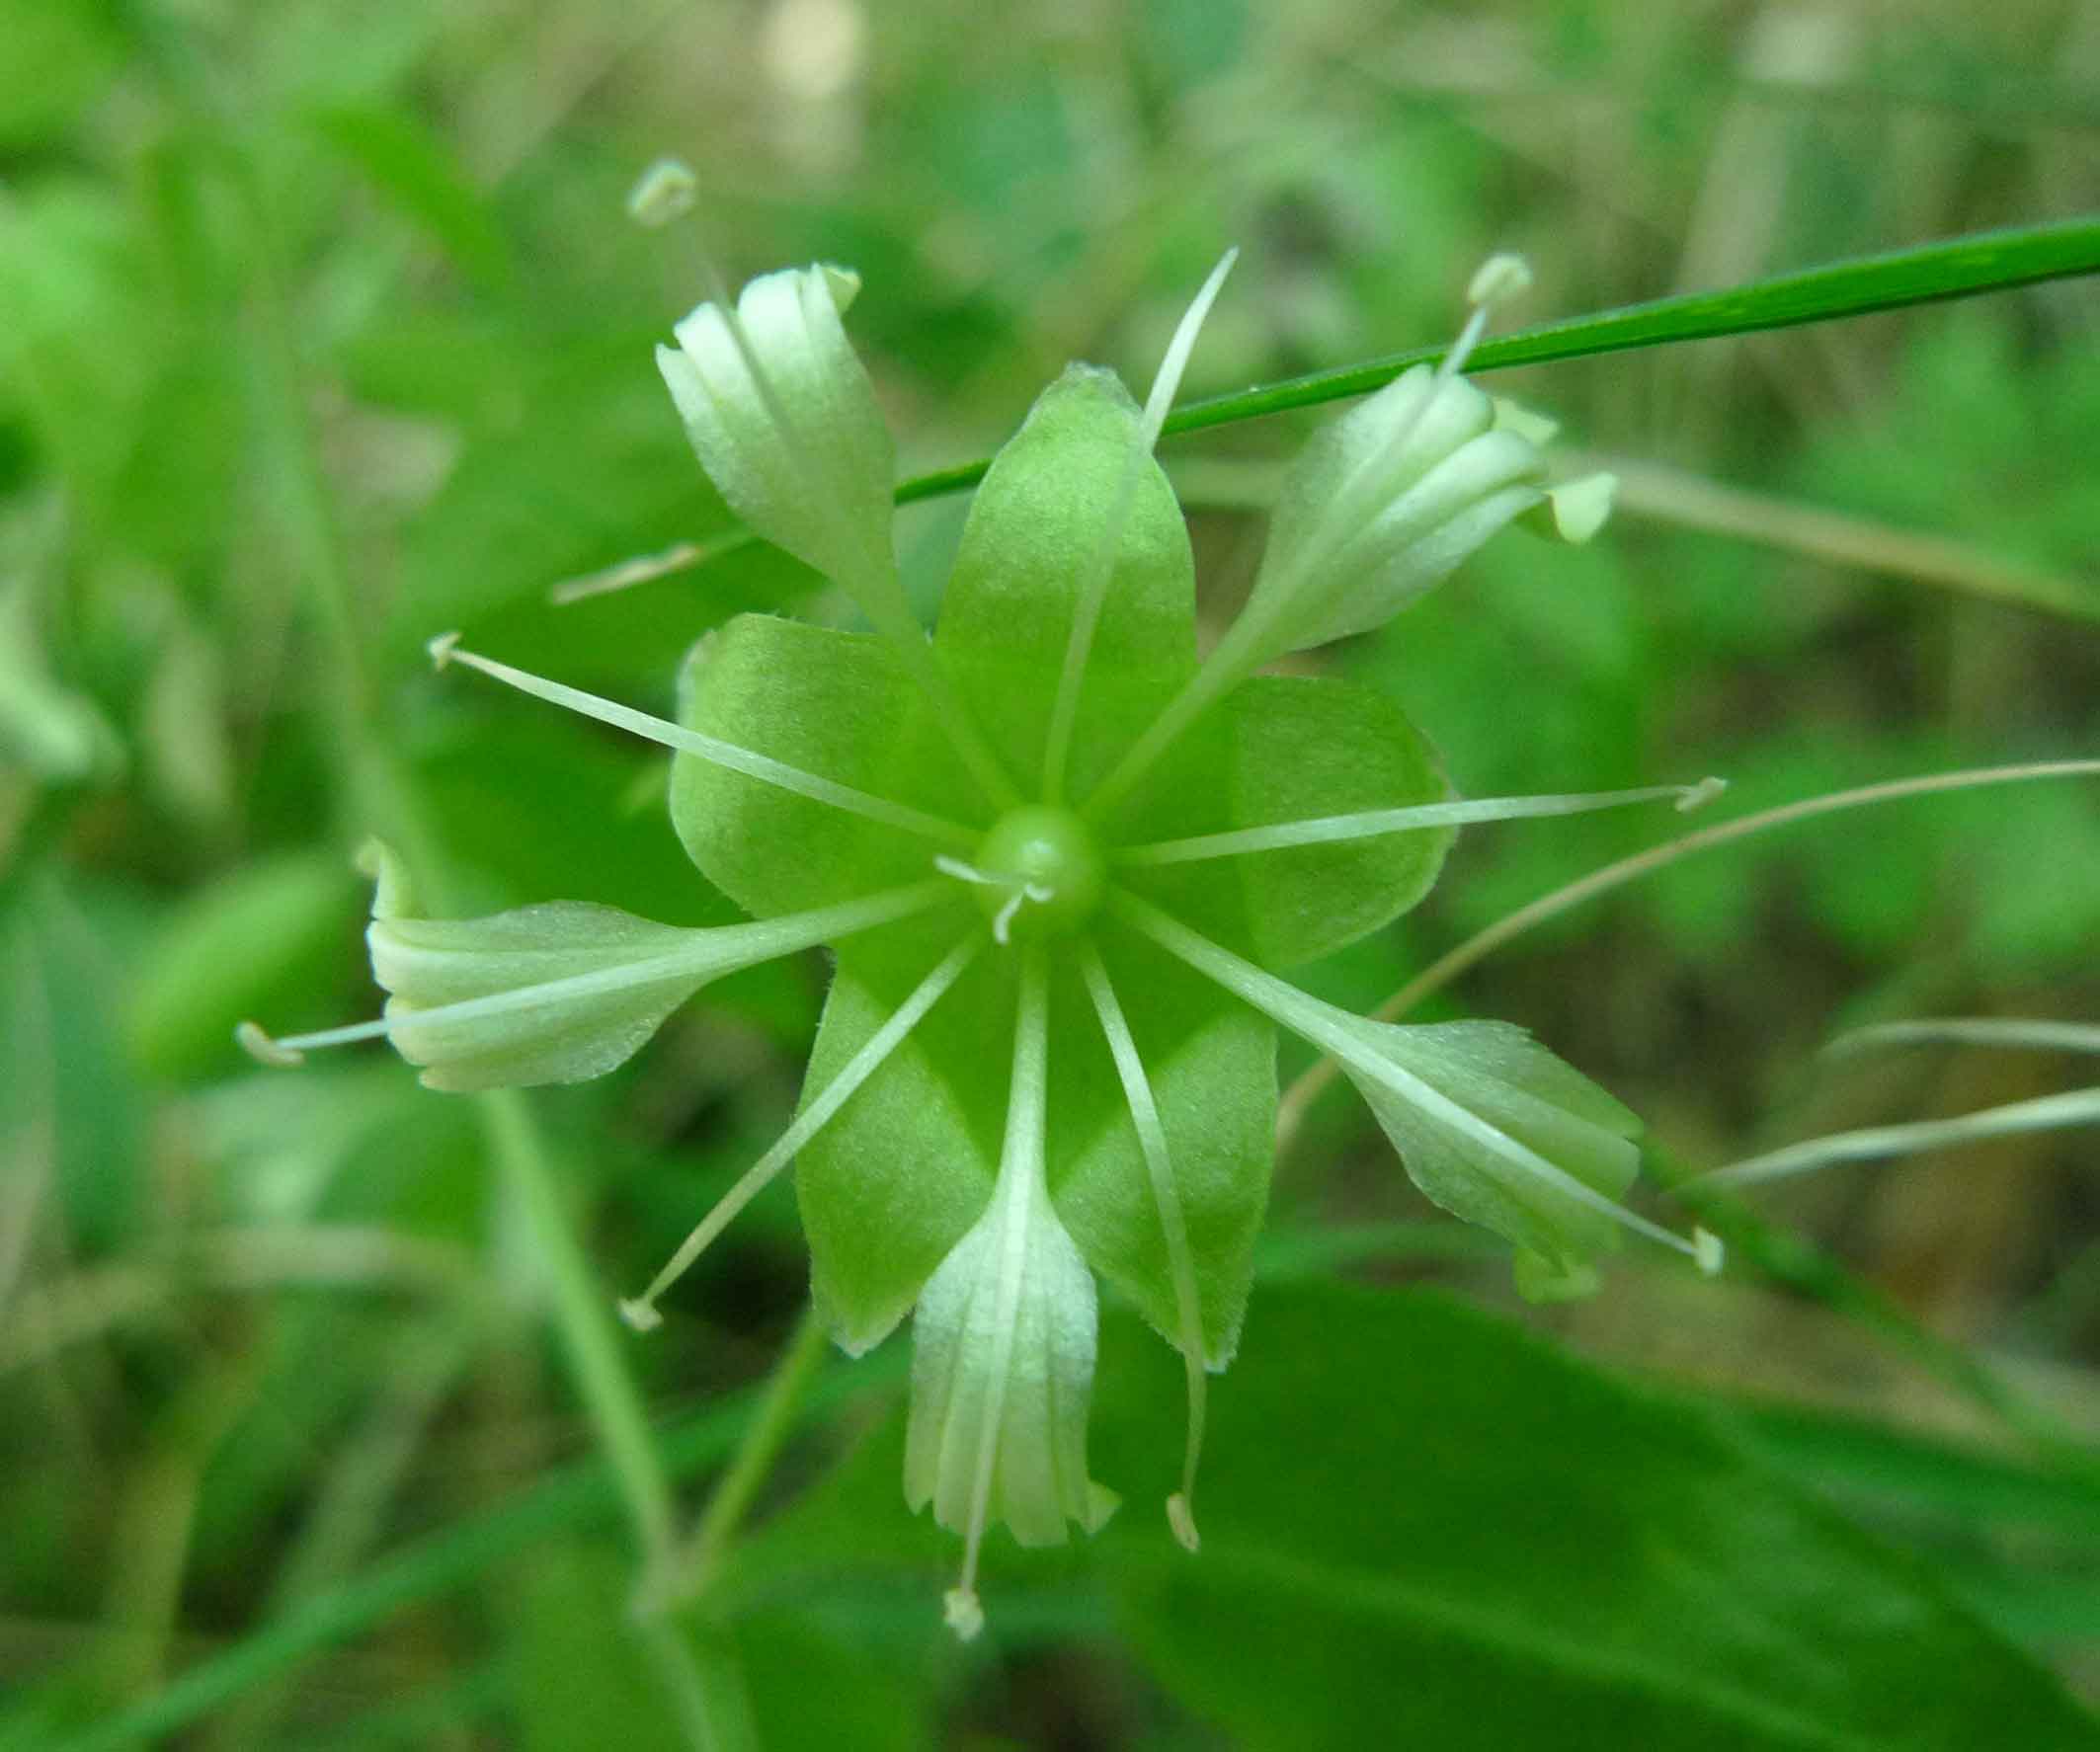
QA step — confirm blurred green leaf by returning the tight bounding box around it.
[306,106,516,294]
[0,0,120,146]
[1090,1283,2100,1749]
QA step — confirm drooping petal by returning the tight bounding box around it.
[657,265,899,615]
[1112,889,1719,1285]
[1235,366,1547,663]
[361,842,947,1092]
[903,949,1115,1640]
[903,1164,1112,1551]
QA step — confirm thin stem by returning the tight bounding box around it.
[1693,1086,2100,1190]
[1828,1018,2100,1057]
[1275,758,2100,1153]
[671,1308,833,1601]
[436,639,981,849]
[1079,944,1207,1552]
[1113,782,1717,866]
[217,117,689,1586]
[1042,250,1236,803]
[619,932,983,1328]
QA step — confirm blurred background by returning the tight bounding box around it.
[4,0,2099,1745]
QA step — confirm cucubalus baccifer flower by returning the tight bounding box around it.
[244,248,1725,1638]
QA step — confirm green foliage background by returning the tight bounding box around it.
[4,0,2100,1745]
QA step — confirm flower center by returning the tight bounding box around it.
[969,806,1105,942]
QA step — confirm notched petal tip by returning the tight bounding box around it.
[1543,472,1617,544]
[235,1020,302,1069]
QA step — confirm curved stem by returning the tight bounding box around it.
[1274,757,2100,1153]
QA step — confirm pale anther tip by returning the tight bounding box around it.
[426,630,461,671]
[236,1020,302,1069]
[617,1297,664,1334]
[625,157,697,228]
[942,1587,985,1641]
[1167,1493,1201,1553]
[1694,1228,1726,1277]
[1675,775,1729,814]
[1467,252,1533,308]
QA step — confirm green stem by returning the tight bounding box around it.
[668,1307,832,1604]
[894,215,2100,507]
[231,140,682,1574]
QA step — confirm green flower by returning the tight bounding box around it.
[246,253,1718,1636]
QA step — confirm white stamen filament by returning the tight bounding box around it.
[238,879,950,1068]
[948,945,1052,1637]
[431,636,980,849]
[1042,249,1238,804]
[1080,945,1207,1553]
[1109,887,1721,1273]
[619,931,985,1330]
[1112,781,1724,868]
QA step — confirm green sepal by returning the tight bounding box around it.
[795,921,1275,1367]
[670,614,983,916]
[935,363,1196,796]
[1116,674,1455,970]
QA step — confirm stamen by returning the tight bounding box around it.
[1080,945,1208,1553]
[1441,253,1532,385]
[431,636,979,849]
[238,1017,392,1066]
[1113,781,1724,867]
[951,945,1052,1635]
[619,932,984,1330]
[1042,249,1238,803]
[1109,886,1720,1272]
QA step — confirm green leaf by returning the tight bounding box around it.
[305,105,516,292]
[126,851,361,1080]
[1094,1282,2100,1751]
